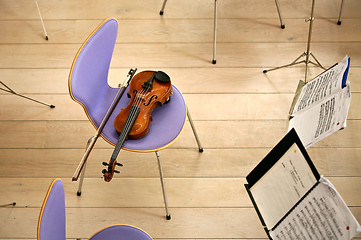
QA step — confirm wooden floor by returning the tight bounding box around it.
[0,0,360,239]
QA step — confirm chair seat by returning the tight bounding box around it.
[89,84,186,152]
[89,225,153,240]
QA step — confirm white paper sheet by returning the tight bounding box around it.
[288,84,351,148]
[288,56,351,148]
[250,143,318,229]
[269,176,361,240]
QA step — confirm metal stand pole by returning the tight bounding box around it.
[275,0,285,29]
[155,151,171,220]
[159,0,168,15]
[263,0,326,83]
[0,81,55,108]
[35,0,49,40]
[212,0,218,64]
[337,0,345,25]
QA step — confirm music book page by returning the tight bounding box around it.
[288,83,351,148]
[249,143,318,229]
[289,56,351,148]
[269,176,361,240]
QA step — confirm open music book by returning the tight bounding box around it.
[245,129,361,239]
[288,56,351,148]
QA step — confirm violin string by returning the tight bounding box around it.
[120,86,149,139]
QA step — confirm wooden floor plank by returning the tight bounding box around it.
[0,148,360,178]
[0,207,360,239]
[0,120,360,149]
[0,43,360,69]
[0,0,360,20]
[1,177,360,208]
[1,67,361,95]
[1,18,360,44]
[1,92,361,120]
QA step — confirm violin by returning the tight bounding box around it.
[102,70,172,182]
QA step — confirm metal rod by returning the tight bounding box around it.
[155,151,171,220]
[0,202,16,207]
[337,0,345,25]
[35,0,48,40]
[159,0,168,15]
[212,0,218,64]
[186,106,203,152]
[274,0,285,29]
[0,81,55,108]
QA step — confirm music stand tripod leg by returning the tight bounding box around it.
[263,52,306,73]
[0,81,55,108]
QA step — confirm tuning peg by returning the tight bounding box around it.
[115,163,123,166]
[102,169,107,174]
[114,170,120,174]
[102,162,108,166]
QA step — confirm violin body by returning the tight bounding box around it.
[103,70,172,182]
[114,70,173,139]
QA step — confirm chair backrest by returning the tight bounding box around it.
[89,224,153,240]
[37,179,66,240]
[68,17,119,129]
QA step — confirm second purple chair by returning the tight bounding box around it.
[38,179,153,240]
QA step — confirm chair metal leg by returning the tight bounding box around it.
[212,0,218,64]
[186,106,203,152]
[155,151,171,220]
[159,0,168,15]
[35,0,49,40]
[76,136,95,196]
[274,0,285,29]
[337,0,345,25]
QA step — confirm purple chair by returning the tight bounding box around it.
[37,179,153,240]
[68,17,202,220]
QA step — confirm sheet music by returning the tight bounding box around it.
[249,143,318,229]
[269,176,361,240]
[292,56,349,115]
[288,83,351,148]
[288,56,351,148]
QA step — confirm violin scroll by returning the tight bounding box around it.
[102,160,123,182]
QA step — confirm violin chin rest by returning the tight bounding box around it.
[154,71,170,83]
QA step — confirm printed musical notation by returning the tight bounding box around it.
[270,177,361,240]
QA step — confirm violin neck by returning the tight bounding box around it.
[111,106,140,161]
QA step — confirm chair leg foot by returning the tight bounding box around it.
[160,10,164,15]
[199,147,204,153]
[281,24,285,29]
[166,215,171,220]
[77,191,81,196]
[212,59,216,64]
[337,20,342,25]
